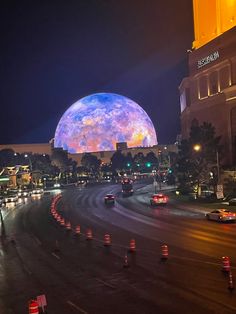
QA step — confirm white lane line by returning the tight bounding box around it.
[32,236,42,245]
[95,278,116,289]
[67,300,88,314]
[51,252,60,260]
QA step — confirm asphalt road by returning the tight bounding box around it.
[0,182,236,314]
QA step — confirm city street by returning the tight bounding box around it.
[0,182,236,313]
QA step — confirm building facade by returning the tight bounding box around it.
[180,0,236,165]
[0,142,178,167]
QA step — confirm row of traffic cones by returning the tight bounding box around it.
[51,194,235,292]
[50,197,169,258]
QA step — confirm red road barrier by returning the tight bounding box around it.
[104,233,111,246]
[60,218,65,226]
[75,225,81,235]
[228,271,234,291]
[86,229,93,240]
[161,244,168,260]
[222,256,230,272]
[66,222,71,230]
[123,254,129,268]
[129,239,136,252]
[28,299,39,314]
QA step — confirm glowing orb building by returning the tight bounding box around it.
[54,93,157,154]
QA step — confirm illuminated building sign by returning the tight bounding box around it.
[197,51,219,69]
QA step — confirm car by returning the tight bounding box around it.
[4,193,18,204]
[31,188,44,197]
[205,209,236,222]
[104,193,115,204]
[53,183,61,188]
[150,193,168,206]
[228,197,236,206]
[18,189,31,197]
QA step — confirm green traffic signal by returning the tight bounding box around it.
[146,162,151,167]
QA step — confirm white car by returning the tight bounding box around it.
[4,194,18,203]
[206,209,236,222]
[18,189,31,197]
[31,189,44,196]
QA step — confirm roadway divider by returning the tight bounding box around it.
[129,239,136,253]
[222,256,231,272]
[28,299,39,314]
[104,233,111,246]
[161,244,168,260]
[86,228,93,240]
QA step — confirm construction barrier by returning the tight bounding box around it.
[75,225,81,235]
[161,244,168,260]
[28,299,39,314]
[104,233,111,246]
[60,218,65,226]
[129,239,136,252]
[66,222,72,230]
[222,256,230,272]
[86,229,93,240]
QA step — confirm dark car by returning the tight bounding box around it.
[104,193,115,204]
[150,193,168,206]
[228,197,236,206]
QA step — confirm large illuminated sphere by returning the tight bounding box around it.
[54,93,157,153]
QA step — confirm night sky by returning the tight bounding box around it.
[0,0,193,145]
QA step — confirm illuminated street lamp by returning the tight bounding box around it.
[193,144,201,152]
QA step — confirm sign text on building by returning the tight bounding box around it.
[197,51,220,69]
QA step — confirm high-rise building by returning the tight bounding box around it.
[180,0,236,165]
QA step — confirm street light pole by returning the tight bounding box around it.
[216,150,220,184]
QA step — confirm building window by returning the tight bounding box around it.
[199,75,208,98]
[219,65,230,90]
[209,71,218,95]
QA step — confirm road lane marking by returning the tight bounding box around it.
[67,300,88,313]
[95,278,116,289]
[32,235,42,245]
[51,252,60,259]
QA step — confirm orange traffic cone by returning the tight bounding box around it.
[222,256,230,272]
[228,271,234,291]
[28,299,39,314]
[161,244,168,260]
[129,239,136,252]
[75,225,81,235]
[104,233,111,246]
[86,228,93,240]
[123,254,130,268]
[60,218,65,226]
[66,221,71,230]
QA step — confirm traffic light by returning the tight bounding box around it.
[146,162,151,168]
[168,168,172,174]
[127,162,131,167]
